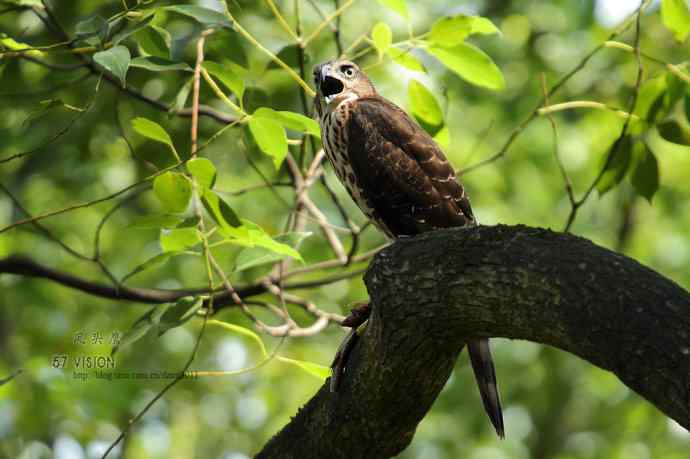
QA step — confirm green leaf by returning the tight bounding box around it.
[253,107,320,138]
[187,157,217,189]
[202,61,245,100]
[201,190,247,239]
[132,117,179,160]
[111,306,163,355]
[93,45,131,87]
[121,252,174,283]
[130,56,192,72]
[136,25,171,59]
[597,136,634,196]
[111,13,156,45]
[128,214,185,229]
[75,15,108,42]
[242,221,303,261]
[433,125,450,148]
[235,232,310,271]
[277,356,330,380]
[248,116,288,168]
[408,80,444,128]
[173,78,194,112]
[371,22,392,59]
[163,5,233,29]
[427,42,505,90]
[657,119,690,145]
[160,227,201,252]
[429,16,471,46]
[685,92,690,124]
[153,172,192,213]
[387,48,426,72]
[661,0,690,42]
[469,17,501,35]
[375,0,408,19]
[158,296,204,336]
[631,145,660,203]
[428,15,500,47]
[635,76,666,122]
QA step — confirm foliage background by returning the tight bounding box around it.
[1,0,689,458]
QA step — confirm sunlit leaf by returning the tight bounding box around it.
[408,80,444,128]
[387,47,425,72]
[93,45,131,87]
[160,227,201,252]
[427,42,505,90]
[371,22,392,59]
[153,172,192,213]
[158,296,204,336]
[277,356,330,380]
[631,145,660,202]
[187,157,217,189]
[242,220,303,261]
[253,107,320,138]
[635,76,666,122]
[164,5,233,29]
[130,56,191,72]
[433,125,450,148]
[375,0,408,19]
[132,117,179,162]
[428,15,499,47]
[469,16,501,35]
[235,231,310,271]
[661,0,690,42]
[248,116,288,168]
[201,190,248,239]
[203,61,245,100]
[597,136,634,196]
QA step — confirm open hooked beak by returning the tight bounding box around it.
[316,64,344,104]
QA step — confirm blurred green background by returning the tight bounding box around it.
[1,0,689,458]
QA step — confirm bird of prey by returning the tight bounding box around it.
[313,59,504,438]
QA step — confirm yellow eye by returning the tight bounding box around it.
[342,66,355,78]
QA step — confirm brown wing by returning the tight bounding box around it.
[346,95,474,236]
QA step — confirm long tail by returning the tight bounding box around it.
[468,338,504,438]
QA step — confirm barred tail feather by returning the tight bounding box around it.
[468,338,505,438]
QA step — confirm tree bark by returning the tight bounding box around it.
[256,224,690,459]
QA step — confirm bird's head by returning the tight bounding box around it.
[313,60,375,116]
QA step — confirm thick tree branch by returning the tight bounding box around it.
[257,225,690,458]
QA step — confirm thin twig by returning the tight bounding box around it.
[460,2,650,175]
[563,0,646,232]
[302,0,355,47]
[191,30,215,157]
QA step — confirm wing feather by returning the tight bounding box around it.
[346,96,474,236]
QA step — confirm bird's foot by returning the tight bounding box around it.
[330,302,371,392]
